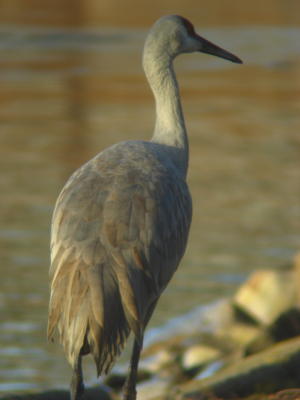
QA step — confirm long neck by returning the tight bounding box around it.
[143,49,189,175]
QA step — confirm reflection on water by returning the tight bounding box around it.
[1,6,300,394]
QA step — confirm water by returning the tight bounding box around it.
[1,3,300,393]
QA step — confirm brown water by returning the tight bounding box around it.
[0,1,300,393]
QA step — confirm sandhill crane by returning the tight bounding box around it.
[48,14,242,400]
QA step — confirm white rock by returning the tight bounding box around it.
[182,344,222,370]
[233,269,297,325]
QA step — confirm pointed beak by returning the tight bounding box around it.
[197,35,242,64]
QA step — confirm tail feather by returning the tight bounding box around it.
[49,236,159,376]
[87,262,131,375]
[48,256,132,373]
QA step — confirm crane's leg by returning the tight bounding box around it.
[70,355,84,400]
[123,334,144,400]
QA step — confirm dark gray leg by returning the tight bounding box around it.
[123,335,144,400]
[70,355,84,400]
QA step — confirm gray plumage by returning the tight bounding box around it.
[48,141,192,370]
[48,15,242,400]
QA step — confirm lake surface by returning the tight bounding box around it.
[0,1,300,393]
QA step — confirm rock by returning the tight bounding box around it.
[269,388,300,400]
[269,308,300,341]
[174,336,300,399]
[0,386,113,400]
[195,360,225,380]
[245,308,300,356]
[105,369,151,391]
[0,391,71,400]
[136,377,170,400]
[244,330,274,356]
[182,345,222,370]
[219,322,262,348]
[233,270,297,325]
[139,349,175,374]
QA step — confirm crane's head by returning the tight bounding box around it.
[145,15,242,64]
